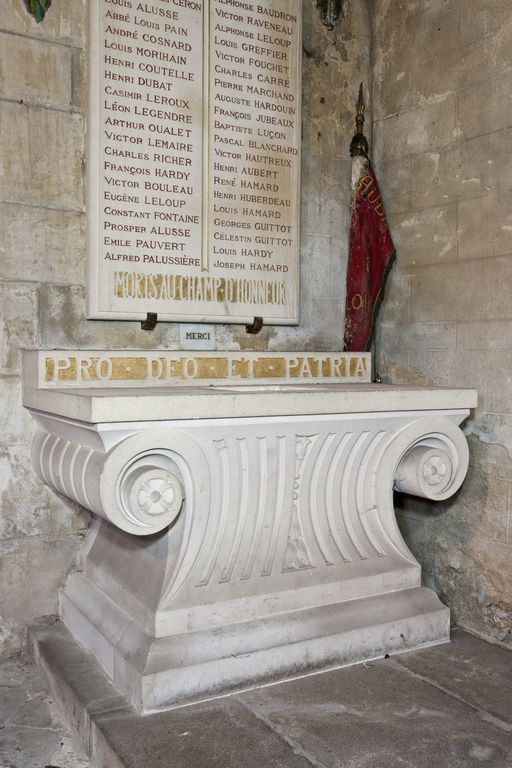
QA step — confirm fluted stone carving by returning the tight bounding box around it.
[32,427,185,536]
[32,413,468,551]
[25,383,476,713]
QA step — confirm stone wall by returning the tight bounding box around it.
[0,0,370,656]
[372,0,512,647]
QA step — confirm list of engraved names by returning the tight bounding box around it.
[88,0,301,323]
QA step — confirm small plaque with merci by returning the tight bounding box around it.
[179,325,216,351]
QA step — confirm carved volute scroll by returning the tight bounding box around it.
[31,427,186,536]
[392,418,470,501]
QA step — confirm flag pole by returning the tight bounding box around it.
[348,85,377,379]
[347,85,373,374]
[350,83,369,192]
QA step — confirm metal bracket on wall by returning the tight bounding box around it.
[23,0,52,22]
[316,0,343,31]
[246,317,264,335]
[141,313,158,331]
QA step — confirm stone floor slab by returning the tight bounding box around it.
[392,627,512,723]
[240,657,512,768]
[0,652,90,768]
[0,660,26,688]
[21,620,512,768]
[0,725,63,768]
[0,688,27,727]
[5,693,56,728]
[97,698,315,768]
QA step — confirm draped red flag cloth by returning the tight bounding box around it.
[343,164,395,352]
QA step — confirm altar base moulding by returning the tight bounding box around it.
[23,350,477,713]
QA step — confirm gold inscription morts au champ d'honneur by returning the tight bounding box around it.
[87,0,302,325]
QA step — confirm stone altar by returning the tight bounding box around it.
[23,350,477,714]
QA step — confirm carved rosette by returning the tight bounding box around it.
[117,456,184,530]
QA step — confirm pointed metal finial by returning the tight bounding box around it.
[350,82,369,158]
[356,83,365,134]
[316,0,344,31]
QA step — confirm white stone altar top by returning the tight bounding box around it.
[23,380,477,423]
[22,350,476,422]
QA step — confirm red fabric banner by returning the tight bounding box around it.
[343,164,395,352]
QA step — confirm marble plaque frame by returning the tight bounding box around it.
[86,0,302,325]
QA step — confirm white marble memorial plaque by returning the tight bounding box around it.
[87,0,301,325]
